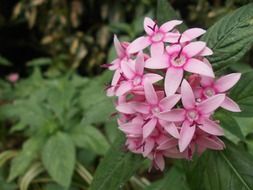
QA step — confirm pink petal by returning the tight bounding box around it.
[164,32,181,43]
[121,61,135,79]
[143,118,157,139]
[111,69,121,86]
[143,139,155,157]
[132,102,150,114]
[145,55,168,69]
[166,44,181,54]
[198,119,224,136]
[116,103,135,114]
[159,94,181,111]
[144,17,156,35]
[143,73,163,83]
[144,81,158,105]
[150,42,164,57]
[197,136,225,150]
[135,52,145,75]
[198,47,213,56]
[160,20,182,32]
[184,58,215,78]
[114,35,124,57]
[154,154,165,171]
[180,28,206,42]
[221,96,241,112]
[116,81,132,96]
[181,80,196,109]
[182,41,206,57]
[127,36,150,54]
[214,73,241,92]
[179,121,196,152]
[198,94,225,114]
[157,109,185,122]
[164,122,180,138]
[165,68,183,96]
[200,76,214,87]
[157,137,178,150]
[119,123,142,135]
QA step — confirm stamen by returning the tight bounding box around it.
[147,22,158,32]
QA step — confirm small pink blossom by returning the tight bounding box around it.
[6,73,19,83]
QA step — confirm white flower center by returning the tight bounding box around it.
[187,110,199,121]
[171,54,187,67]
[204,87,215,97]
[151,106,161,114]
[132,76,142,86]
[151,32,164,42]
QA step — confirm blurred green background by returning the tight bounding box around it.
[0,0,253,190]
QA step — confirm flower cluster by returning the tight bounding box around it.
[105,17,241,170]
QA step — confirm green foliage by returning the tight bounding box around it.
[70,125,109,155]
[42,132,76,187]
[230,71,253,117]
[90,133,143,190]
[145,167,189,190]
[201,3,253,73]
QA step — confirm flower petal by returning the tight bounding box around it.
[119,123,142,135]
[143,73,163,83]
[114,35,125,57]
[135,52,145,75]
[145,55,168,69]
[199,118,224,136]
[182,41,206,57]
[160,20,182,32]
[180,28,206,42]
[144,17,156,35]
[127,36,150,54]
[116,81,132,96]
[179,121,196,152]
[164,32,181,43]
[221,96,241,112]
[166,44,181,54]
[154,154,165,171]
[214,73,241,92]
[164,122,180,138]
[111,69,121,86]
[157,109,185,122]
[116,103,135,114]
[197,136,225,150]
[181,79,196,109]
[198,94,225,114]
[150,42,164,57]
[184,58,215,78]
[200,76,214,87]
[198,47,213,56]
[165,68,183,96]
[121,61,135,79]
[157,137,178,150]
[132,102,150,114]
[144,81,158,105]
[143,138,155,156]
[143,118,157,139]
[159,94,181,111]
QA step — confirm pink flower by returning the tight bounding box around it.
[146,42,214,96]
[196,73,241,112]
[6,73,19,83]
[115,52,163,96]
[158,80,225,152]
[127,17,182,56]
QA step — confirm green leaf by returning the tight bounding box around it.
[204,140,253,190]
[90,133,143,190]
[42,132,75,187]
[8,137,44,181]
[145,167,189,190]
[201,4,253,72]
[27,58,52,67]
[214,110,244,140]
[70,125,109,155]
[0,168,17,190]
[230,71,253,117]
[80,71,114,124]
[183,140,253,190]
[0,56,12,66]
[156,0,187,30]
